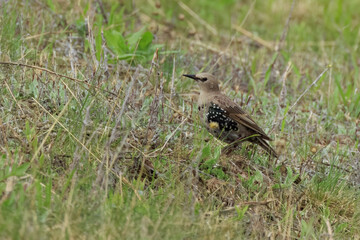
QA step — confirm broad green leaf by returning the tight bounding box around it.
[201,145,211,160]
[104,30,128,55]
[127,28,152,51]
[138,31,153,50]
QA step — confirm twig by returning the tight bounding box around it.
[86,17,99,69]
[287,67,330,114]
[145,49,160,145]
[0,61,117,96]
[24,30,73,40]
[96,0,108,24]
[165,104,193,123]
[149,48,159,76]
[325,218,334,240]
[318,161,350,173]
[273,66,330,133]
[206,199,276,215]
[32,97,101,162]
[148,116,188,157]
[32,97,142,201]
[254,0,295,89]
[184,39,241,61]
[70,106,93,171]
[178,1,217,35]
[279,61,292,106]
[128,142,147,157]
[271,62,292,134]
[170,55,176,102]
[271,66,330,133]
[96,69,136,192]
[30,96,73,163]
[100,41,141,141]
[276,0,296,51]
[4,80,25,115]
[108,71,137,145]
[239,0,256,28]
[209,0,257,72]
[232,25,274,50]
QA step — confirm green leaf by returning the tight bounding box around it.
[263,52,278,88]
[203,158,216,169]
[29,79,39,98]
[11,163,30,177]
[350,93,360,116]
[116,53,143,60]
[201,145,212,162]
[234,205,249,220]
[44,178,52,208]
[104,30,128,55]
[334,75,346,104]
[35,180,43,207]
[39,154,45,168]
[61,169,76,198]
[108,5,124,32]
[127,28,154,52]
[344,82,354,99]
[83,2,90,15]
[127,27,147,51]
[95,15,103,61]
[138,31,153,50]
[210,168,226,180]
[46,0,55,12]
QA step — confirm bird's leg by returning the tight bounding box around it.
[250,145,257,159]
[221,144,236,155]
[221,137,247,156]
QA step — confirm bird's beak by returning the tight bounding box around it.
[183,74,198,80]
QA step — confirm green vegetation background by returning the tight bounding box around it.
[0,0,359,239]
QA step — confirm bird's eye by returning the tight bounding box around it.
[200,77,208,82]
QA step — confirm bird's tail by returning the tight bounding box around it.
[254,138,278,158]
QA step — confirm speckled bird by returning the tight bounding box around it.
[183,72,278,158]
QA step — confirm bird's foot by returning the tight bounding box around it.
[221,144,237,156]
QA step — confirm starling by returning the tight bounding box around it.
[183,72,278,158]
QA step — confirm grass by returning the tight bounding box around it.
[1,0,360,239]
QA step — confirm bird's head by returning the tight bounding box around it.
[183,72,220,93]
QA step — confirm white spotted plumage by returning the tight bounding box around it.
[183,72,278,157]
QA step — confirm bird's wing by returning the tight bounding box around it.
[212,95,272,141]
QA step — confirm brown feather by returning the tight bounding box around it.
[212,95,272,141]
[183,72,277,157]
[252,138,278,158]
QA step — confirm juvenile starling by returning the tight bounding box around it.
[183,72,278,158]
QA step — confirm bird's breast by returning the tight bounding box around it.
[199,103,238,133]
[206,103,238,132]
[198,102,250,143]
